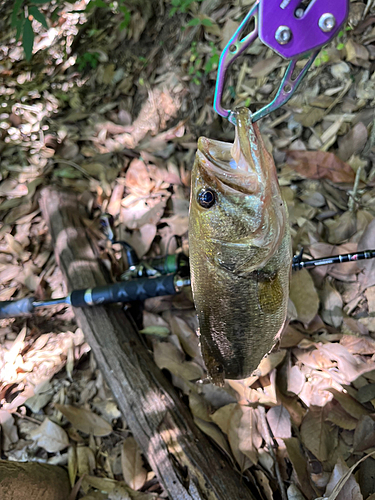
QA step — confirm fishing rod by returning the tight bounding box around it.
[0,244,374,319]
[291,248,375,270]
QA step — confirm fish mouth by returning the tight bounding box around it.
[197,108,266,194]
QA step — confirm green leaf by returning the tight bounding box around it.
[186,17,200,26]
[15,17,25,41]
[22,18,34,61]
[29,6,48,28]
[139,326,170,337]
[30,0,53,3]
[201,18,213,26]
[11,0,23,27]
[87,0,107,9]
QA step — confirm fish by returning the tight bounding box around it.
[188,107,292,385]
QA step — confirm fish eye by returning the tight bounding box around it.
[198,189,216,209]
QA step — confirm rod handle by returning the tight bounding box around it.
[0,297,35,318]
[70,274,177,307]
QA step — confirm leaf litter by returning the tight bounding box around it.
[1,0,375,498]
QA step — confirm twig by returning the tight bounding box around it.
[258,406,287,500]
[13,411,43,425]
[348,165,363,212]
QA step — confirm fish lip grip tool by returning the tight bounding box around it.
[214,0,350,124]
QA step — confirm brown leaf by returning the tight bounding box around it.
[358,219,375,290]
[77,446,96,476]
[193,417,232,459]
[345,39,369,66]
[159,214,189,237]
[289,269,320,326]
[0,411,18,451]
[125,159,155,196]
[153,341,204,381]
[121,437,147,491]
[220,19,239,49]
[353,415,375,452]
[286,150,355,183]
[165,312,200,358]
[317,343,375,383]
[338,122,368,161]
[125,223,157,258]
[340,335,375,355]
[189,391,211,422]
[320,281,343,328]
[253,351,286,377]
[54,404,113,436]
[284,437,316,498]
[300,406,338,462]
[211,404,260,467]
[327,389,371,420]
[287,364,305,396]
[251,55,282,78]
[356,383,375,403]
[29,417,69,453]
[358,456,375,499]
[326,401,358,431]
[266,405,291,441]
[324,456,363,500]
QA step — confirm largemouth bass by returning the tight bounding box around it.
[189,107,292,385]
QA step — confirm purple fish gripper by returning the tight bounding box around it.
[213,0,349,124]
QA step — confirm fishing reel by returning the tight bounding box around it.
[100,214,190,282]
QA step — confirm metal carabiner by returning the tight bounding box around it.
[214,0,350,124]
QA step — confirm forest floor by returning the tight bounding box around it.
[1,0,375,499]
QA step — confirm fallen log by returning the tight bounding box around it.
[0,460,70,500]
[39,186,257,500]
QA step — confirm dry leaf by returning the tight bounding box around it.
[253,351,286,377]
[324,457,363,500]
[316,452,375,500]
[0,411,18,451]
[254,469,274,500]
[211,403,260,466]
[326,389,371,420]
[77,446,96,476]
[353,415,375,452]
[300,406,338,461]
[55,404,113,436]
[68,445,77,487]
[358,219,375,290]
[338,122,368,161]
[193,417,232,459]
[266,405,291,441]
[356,383,375,403]
[287,483,307,500]
[189,391,211,422]
[289,269,320,326]
[153,341,204,381]
[284,437,315,498]
[340,335,375,355]
[165,313,200,358]
[326,401,358,431]
[29,417,70,453]
[251,55,282,78]
[320,281,343,328]
[286,151,355,183]
[121,437,147,491]
[358,456,375,499]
